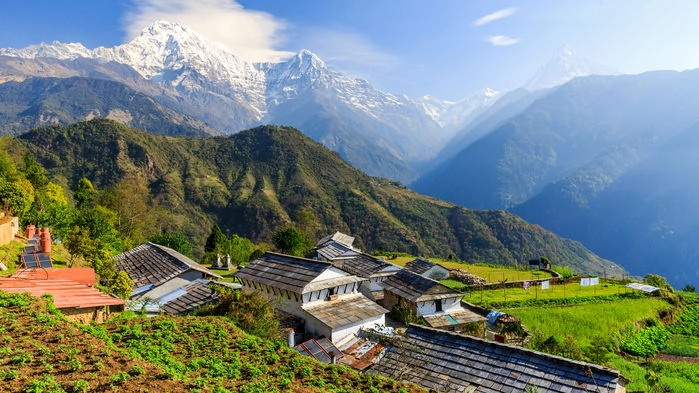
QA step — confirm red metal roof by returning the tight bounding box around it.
[0,274,124,309]
[13,268,96,286]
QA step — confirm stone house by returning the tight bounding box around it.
[235,252,388,346]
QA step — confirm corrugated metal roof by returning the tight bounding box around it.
[235,252,334,294]
[625,283,660,293]
[422,310,486,328]
[380,269,463,302]
[371,324,622,393]
[303,293,388,329]
[114,242,221,288]
[0,277,125,308]
[294,337,344,364]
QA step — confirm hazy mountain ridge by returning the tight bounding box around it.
[415,69,699,286]
[16,118,618,275]
[0,76,219,136]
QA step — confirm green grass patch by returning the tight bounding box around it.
[506,298,669,349]
[208,268,239,283]
[663,335,699,357]
[647,361,699,392]
[464,281,632,307]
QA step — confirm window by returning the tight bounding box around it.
[435,299,443,312]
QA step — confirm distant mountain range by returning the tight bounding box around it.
[0,21,606,183]
[15,118,617,275]
[415,69,699,287]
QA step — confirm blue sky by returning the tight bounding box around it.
[2,0,699,100]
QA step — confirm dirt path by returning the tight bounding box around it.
[656,353,699,363]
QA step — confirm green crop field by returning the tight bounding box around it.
[461,280,631,306]
[505,298,670,349]
[388,255,553,283]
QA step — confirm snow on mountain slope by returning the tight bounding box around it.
[419,88,503,136]
[0,20,450,180]
[524,45,617,91]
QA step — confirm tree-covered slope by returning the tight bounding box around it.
[0,76,219,136]
[17,119,616,274]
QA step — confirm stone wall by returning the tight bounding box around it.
[0,215,17,246]
[60,306,120,324]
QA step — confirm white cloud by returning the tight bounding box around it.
[299,28,400,80]
[472,7,518,27]
[487,35,520,46]
[123,0,293,62]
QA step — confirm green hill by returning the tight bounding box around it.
[18,119,617,274]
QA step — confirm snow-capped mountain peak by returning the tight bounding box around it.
[523,45,617,91]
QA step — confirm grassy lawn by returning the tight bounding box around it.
[0,239,27,276]
[662,335,699,357]
[208,267,239,283]
[387,255,553,283]
[462,280,631,305]
[504,298,670,349]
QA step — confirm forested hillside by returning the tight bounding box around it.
[14,119,617,274]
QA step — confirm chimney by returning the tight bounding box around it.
[26,224,36,239]
[39,227,51,255]
[286,328,295,347]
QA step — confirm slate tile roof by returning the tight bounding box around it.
[333,253,399,278]
[371,325,623,393]
[236,252,347,294]
[315,242,359,261]
[160,280,221,315]
[114,242,221,287]
[316,232,355,249]
[404,257,438,275]
[303,293,388,329]
[380,269,463,302]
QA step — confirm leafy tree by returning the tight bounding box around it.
[74,177,97,209]
[65,226,96,267]
[149,231,192,257]
[224,234,256,266]
[22,153,48,188]
[272,227,312,256]
[644,274,673,291]
[195,289,282,341]
[204,224,227,254]
[0,177,33,218]
[682,284,696,293]
[111,271,134,300]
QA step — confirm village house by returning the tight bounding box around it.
[379,268,485,332]
[371,324,626,393]
[0,268,125,323]
[404,257,450,281]
[235,252,388,346]
[114,242,222,314]
[307,232,401,301]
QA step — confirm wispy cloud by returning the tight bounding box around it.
[487,35,520,46]
[472,7,518,27]
[298,28,400,80]
[122,0,292,62]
